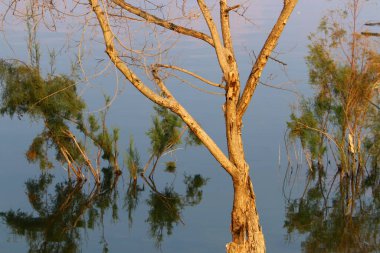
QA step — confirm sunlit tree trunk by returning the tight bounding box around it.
[227,171,265,253]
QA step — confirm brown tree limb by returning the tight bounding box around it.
[151,66,174,99]
[197,0,230,75]
[162,71,225,95]
[361,32,380,37]
[110,0,215,46]
[59,146,84,180]
[63,129,101,184]
[220,0,234,55]
[237,0,298,120]
[364,22,380,26]
[226,5,240,12]
[89,0,237,177]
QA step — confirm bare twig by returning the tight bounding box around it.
[155,64,224,88]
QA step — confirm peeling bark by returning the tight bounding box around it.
[227,173,265,253]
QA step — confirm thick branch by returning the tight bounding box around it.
[197,0,230,74]
[237,0,298,119]
[89,0,237,177]
[111,0,215,46]
[172,104,237,176]
[155,64,224,88]
[220,0,234,55]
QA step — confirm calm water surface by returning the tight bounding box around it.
[0,1,379,252]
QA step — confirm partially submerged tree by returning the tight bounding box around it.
[286,2,380,247]
[284,162,380,253]
[78,97,121,175]
[288,0,380,175]
[0,59,94,181]
[2,0,299,252]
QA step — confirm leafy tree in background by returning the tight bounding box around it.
[288,0,380,175]
[286,1,380,251]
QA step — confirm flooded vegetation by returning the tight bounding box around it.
[0,168,208,252]
[0,0,379,252]
[285,1,380,252]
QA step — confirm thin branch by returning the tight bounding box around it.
[361,32,380,37]
[111,0,215,46]
[63,129,101,184]
[295,122,345,157]
[164,70,224,96]
[260,81,300,96]
[226,5,240,12]
[268,55,287,66]
[155,64,225,88]
[364,22,380,26]
[366,97,380,110]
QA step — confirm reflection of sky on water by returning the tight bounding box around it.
[0,1,379,252]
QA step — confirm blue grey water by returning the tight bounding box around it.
[0,1,378,252]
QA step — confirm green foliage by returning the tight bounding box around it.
[125,136,141,180]
[288,3,380,171]
[147,105,183,158]
[145,173,208,247]
[146,186,183,248]
[26,135,53,169]
[77,98,120,172]
[0,59,122,175]
[286,17,380,245]
[88,114,100,133]
[0,169,208,250]
[0,170,123,253]
[0,60,86,169]
[165,161,176,173]
[185,128,202,146]
[0,60,84,119]
[183,174,209,206]
[364,109,380,169]
[288,99,327,161]
[125,181,144,227]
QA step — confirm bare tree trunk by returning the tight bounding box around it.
[227,172,265,253]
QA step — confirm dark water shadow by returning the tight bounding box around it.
[0,167,208,252]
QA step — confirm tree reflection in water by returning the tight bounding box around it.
[0,168,208,252]
[284,163,380,252]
